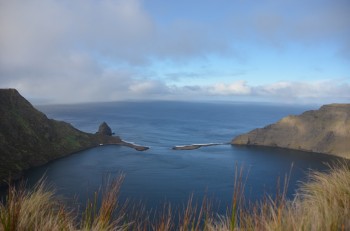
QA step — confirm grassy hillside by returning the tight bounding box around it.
[232,104,350,159]
[0,89,121,183]
[0,163,349,230]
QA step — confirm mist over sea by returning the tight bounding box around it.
[20,101,339,213]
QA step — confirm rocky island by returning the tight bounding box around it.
[232,104,350,159]
[0,89,148,184]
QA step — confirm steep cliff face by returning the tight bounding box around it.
[0,89,122,183]
[232,104,350,159]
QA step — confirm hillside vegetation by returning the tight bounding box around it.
[0,89,121,183]
[232,104,350,159]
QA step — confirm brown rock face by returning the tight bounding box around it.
[232,104,350,159]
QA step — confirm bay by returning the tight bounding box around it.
[13,101,341,213]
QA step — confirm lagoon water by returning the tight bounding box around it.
[20,101,339,212]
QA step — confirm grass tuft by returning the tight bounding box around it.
[0,179,74,231]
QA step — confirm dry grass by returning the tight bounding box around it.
[0,179,75,231]
[230,162,350,231]
[1,162,349,231]
[80,175,129,231]
[287,163,350,231]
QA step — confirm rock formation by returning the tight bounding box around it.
[97,122,113,136]
[0,89,147,184]
[172,143,224,150]
[232,104,350,159]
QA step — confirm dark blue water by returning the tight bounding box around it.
[13,101,341,212]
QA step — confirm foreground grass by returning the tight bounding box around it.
[0,163,349,231]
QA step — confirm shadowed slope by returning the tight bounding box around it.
[0,89,124,183]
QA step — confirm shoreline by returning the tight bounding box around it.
[0,139,149,186]
[118,140,149,151]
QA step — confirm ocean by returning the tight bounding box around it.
[17,101,340,213]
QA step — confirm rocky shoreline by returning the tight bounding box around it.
[95,121,149,151]
[172,143,226,150]
[119,140,149,151]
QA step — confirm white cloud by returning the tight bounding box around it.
[129,80,169,95]
[0,0,348,104]
[0,0,154,67]
[253,80,350,99]
[0,0,157,102]
[209,81,251,95]
[172,79,350,103]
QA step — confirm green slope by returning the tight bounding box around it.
[0,89,121,183]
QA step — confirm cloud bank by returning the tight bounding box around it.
[0,0,349,104]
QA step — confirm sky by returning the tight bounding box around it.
[0,0,349,104]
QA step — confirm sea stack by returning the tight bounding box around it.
[232,104,350,159]
[97,122,113,136]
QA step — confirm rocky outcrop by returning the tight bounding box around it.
[97,122,113,136]
[172,143,225,150]
[232,104,350,159]
[0,89,147,184]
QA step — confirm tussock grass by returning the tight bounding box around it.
[289,163,350,231]
[0,179,75,231]
[230,162,350,231]
[1,163,349,231]
[80,175,129,231]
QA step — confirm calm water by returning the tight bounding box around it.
[5,102,342,212]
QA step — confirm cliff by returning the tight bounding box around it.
[232,104,350,159]
[0,89,124,184]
